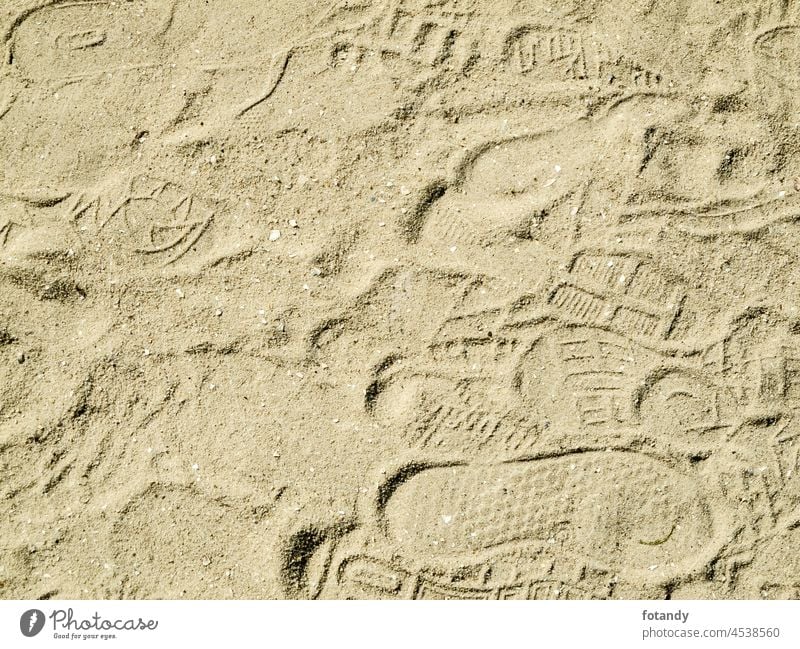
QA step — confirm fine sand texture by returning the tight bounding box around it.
[2,0,800,600]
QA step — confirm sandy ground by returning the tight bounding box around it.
[1,0,800,600]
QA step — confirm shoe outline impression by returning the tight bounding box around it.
[19,609,45,637]
[408,92,800,258]
[277,448,732,599]
[3,0,290,113]
[0,0,296,186]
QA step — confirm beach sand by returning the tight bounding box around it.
[1,0,799,599]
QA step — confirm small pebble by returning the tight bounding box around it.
[269,230,281,242]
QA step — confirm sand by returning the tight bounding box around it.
[0,0,799,600]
